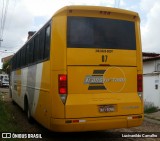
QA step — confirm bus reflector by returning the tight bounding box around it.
[65,119,86,124]
[137,74,143,92]
[58,74,67,103]
[127,115,142,120]
[72,120,79,123]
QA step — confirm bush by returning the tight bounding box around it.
[144,101,159,113]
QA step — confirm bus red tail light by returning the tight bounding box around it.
[137,74,143,100]
[58,74,67,103]
[137,74,143,92]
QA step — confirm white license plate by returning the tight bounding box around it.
[99,105,115,113]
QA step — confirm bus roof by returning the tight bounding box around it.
[54,5,139,17]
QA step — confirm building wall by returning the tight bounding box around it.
[143,74,160,108]
[143,60,160,109]
[143,59,160,74]
[1,55,13,63]
[143,61,155,74]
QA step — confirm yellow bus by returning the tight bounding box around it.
[10,5,143,132]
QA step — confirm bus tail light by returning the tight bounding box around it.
[58,74,67,104]
[137,74,143,100]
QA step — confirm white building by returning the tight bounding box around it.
[143,52,160,109]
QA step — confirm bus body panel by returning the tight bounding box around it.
[33,61,51,129]
[50,115,143,132]
[11,61,51,129]
[11,69,23,108]
[50,15,67,71]
[66,66,142,118]
[67,49,136,66]
[50,14,67,118]
[65,93,142,118]
[67,66,137,94]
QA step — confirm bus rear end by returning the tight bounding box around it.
[51,6,143,132]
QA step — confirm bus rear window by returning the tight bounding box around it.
[67,16,136,50]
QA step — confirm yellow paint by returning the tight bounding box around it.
[67,66,137,94]
[16,70,21,96]
[67,49,137,66]
[50,115,143,132]
[34,61,51,129]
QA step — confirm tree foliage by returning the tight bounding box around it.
[2,61,10,74]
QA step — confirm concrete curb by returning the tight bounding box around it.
[144,114,160,121]
[144,117,160,125]
[144,111,160,124]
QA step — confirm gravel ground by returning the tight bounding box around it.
[0,88,160,141]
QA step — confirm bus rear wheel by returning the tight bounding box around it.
[25,97,33,123]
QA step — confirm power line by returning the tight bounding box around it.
[114,0,120,8]
[0,0,9,47]
[2,0,9,37]
[117,0,120,8]
[114,0,116,7]
[0,0,4,46]
[0,50,15,53]
[0,0,5,40]
[3,0,17,34]
[0,48,20,52]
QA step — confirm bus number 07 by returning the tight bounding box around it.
[102,55,108,62]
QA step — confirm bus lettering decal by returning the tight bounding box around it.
[95,49,113,53]
[102,55,108,62]
[84,68,126,91]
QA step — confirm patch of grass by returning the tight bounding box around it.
[144,106,159,113]
[0,95,19,132]
[0,95,29,141]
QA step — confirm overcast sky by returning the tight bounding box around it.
[0,0,160,68]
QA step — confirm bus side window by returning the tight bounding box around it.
[15,54,18,69]
[19,49,22,68]
[44,25,51,59]
[20,48,23,67]
[26,44,29,65]
[39,29,45,61]
[23,46,27,66]
[12,56,15,70]
[16,52,20,68]
[28,39,34,64]
[34,34,39,62]
[20,46,26,67]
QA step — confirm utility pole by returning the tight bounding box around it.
[0,39,3,47]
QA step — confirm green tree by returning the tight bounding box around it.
[2,61,10,74]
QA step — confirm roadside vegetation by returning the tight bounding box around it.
[144,102,159,113]
[144,106,159,113]
[0,94,19,132]
[2,60,10,74]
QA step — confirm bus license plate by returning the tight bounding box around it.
[99,105,115,113]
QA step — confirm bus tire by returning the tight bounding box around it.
[25,96,33,123]
[10,88,16,105]
[12,100,16,105]
[9,88,12,98]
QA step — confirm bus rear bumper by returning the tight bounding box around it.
[50,114,143,132]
